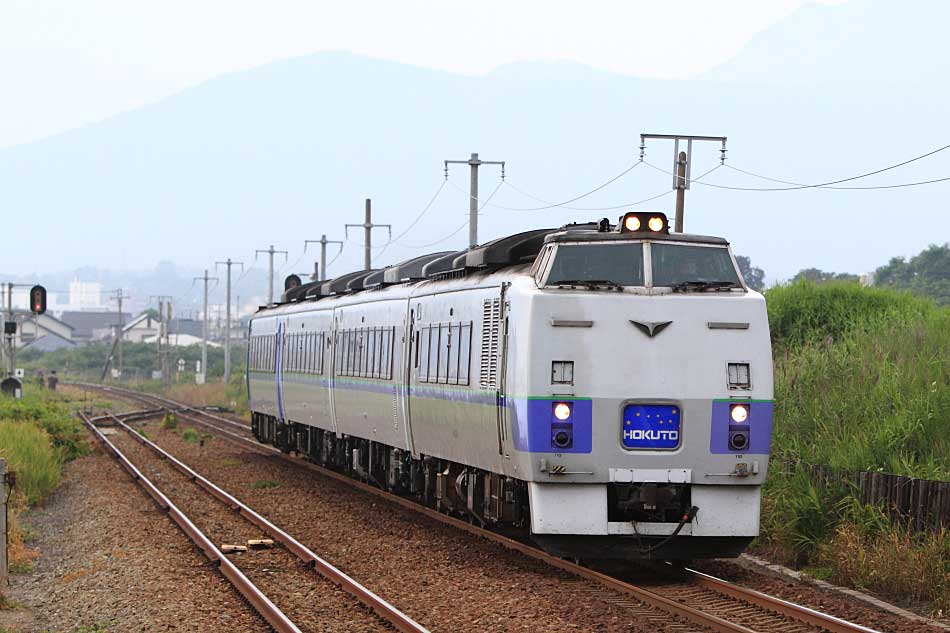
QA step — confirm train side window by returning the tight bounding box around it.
[381,327,392,380]
[339,331,346,376]
[429,325,443,382]
[458,322,472,385]
[436,323,449,384]
[366,327,379,378]
[447,323,460,384]
[419,327,430,382]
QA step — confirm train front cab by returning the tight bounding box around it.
[514,216,774,560]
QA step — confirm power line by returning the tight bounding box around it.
[375,179,448,259]
[398,221,469,250]
[401,179,505,251]
[493,163,722,212]
[486,161,642,211]
[642,141,950,192]
[720,163,950,191]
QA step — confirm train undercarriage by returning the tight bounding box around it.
[251,412,531,529]
[251,412,752,561]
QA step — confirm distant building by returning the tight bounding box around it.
[143,332,221,348]
[8,311,77,351]
[122,313,160,343]
[60,310,131,343]
[168,318,202,338]
[68,280,104,311]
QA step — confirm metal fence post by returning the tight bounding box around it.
[0,457,7,587]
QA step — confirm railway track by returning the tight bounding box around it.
[78,383,883,633]
[79,406,429,633]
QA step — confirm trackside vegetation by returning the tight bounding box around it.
[0,390,90,577]
[761,281,950,614]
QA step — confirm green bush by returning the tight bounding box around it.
[760,283,950,611]
[0,422,60,506]
[766,280,934,349]
[182,428,198,443]
[0,392,88,462]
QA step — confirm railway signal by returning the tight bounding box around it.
[29,285,47,315]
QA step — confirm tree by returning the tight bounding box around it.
[874,243,950,305]
[791,268,859,284]
[735,255,765,291]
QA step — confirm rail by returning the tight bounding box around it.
[83,384,884,633]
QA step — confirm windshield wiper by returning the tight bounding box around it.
[553,279,624,291]
[671,280,740,293]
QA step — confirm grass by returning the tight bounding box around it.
[251,479,280,490]
[160,413,178,430]
[759,281,950,613]
[181,428,198,443]
[0,390,90,586]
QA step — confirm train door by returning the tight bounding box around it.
[496,314,510,458]
[275,321,285,422]
[328,313,339,434]
[400,303,417,455]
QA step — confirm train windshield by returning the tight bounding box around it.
[545,243,645,287]
[651,244,740,288]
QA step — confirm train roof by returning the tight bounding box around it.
[267,220,729,310]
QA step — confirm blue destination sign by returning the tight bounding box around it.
[622,404,681,449]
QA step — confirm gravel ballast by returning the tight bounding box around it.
[0,444,270,633]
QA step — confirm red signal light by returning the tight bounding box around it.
[29,285,47,315]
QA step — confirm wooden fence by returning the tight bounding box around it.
[783,462,950,533]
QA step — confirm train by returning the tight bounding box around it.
[246,211,774,561]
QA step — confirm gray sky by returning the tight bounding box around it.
[2,0,842,149]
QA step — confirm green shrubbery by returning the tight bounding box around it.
[761,281,950,612]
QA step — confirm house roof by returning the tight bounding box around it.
[10,310,74,330]
[60,311,131,339]
[122,312,158,332]
[22,330,77,352]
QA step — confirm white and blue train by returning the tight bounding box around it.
[247,212,774,560]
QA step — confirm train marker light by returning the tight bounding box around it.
[730,403,749,423]
[619,211,670,235]
[29,285,47,315]
[553,402,572,420]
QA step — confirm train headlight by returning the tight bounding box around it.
[619,211,670,235]
[553,402,573,420]
[730,404,749,423]
[624,215,641,232]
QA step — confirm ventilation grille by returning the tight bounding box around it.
[480,298,501,389]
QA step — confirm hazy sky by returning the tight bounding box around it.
[2,0,844,149]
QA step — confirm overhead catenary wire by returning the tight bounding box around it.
[485,161,642,211]
[400,178,504,251]
[495,163,723,212]
[642,141,950,192]
[375,179,448,259]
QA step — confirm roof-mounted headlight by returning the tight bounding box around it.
[619,212,669,235]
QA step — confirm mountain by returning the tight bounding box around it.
[1,0,949,287]
[703,0,950,83]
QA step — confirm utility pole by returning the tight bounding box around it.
[303,235,344,281]
[193,270,218,384]
[215,258,244,384]
[444,152,505,248]
[150,295,172,389]
[164,299,172,389]
[3,283,13,377]
[255,245,288,305]
[345,199,391,271]
[109,289,128,380]
[639,134,727,233]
